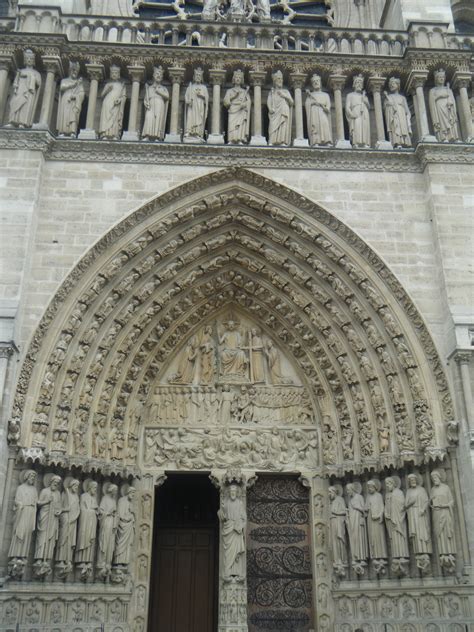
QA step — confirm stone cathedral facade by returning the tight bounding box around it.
[0,0,473,630]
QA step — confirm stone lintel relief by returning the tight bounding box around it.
[141,312,319,472]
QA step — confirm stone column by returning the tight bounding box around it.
[208,68,226,145]
[300,473,334,632]
[211,469,256,632]
[0,54,12,125]
[329,74,351,148]
[452,72,474,143]
[165,66,185,143]
[34,55,62,130]
[291,72,309,147]
[455,352,474,441]
[130,472,166,632]
[79,63,104,140]
[122,65,145,141]
[407,71,436,143]
[249,70,267,146]
[0,343,15,409]
[368,76,392,150]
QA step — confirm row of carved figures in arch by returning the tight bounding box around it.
[7,469,137,584]
[328,468,458,581]
[3,50,474,147]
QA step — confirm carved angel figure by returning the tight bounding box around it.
[5,49,41,128]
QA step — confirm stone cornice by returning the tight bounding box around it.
[0,129,473,171]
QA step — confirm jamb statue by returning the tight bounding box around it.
[8,469,38,579]
[329,485,347,577]
[430,469,456,573]
[33,474,63,578]
[405,473,432,573]
[55,477,81,578]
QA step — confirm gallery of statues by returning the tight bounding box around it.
[0,0,473,630]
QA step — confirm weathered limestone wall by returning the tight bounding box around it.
[382,0,455,30]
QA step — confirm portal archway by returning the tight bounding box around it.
[4,167,462,632]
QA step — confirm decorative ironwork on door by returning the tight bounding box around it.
[247,477,313,632]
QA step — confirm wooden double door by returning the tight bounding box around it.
[148,475,219,632]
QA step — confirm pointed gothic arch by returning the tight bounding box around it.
[10,167,454,477]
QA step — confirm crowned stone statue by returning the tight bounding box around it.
[429,68,460,143]
[184,67,209,143]
[223,70,251,145]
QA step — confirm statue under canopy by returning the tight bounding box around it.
[223,69,251,145]
[57,61,85,138]
[305,73,333,146]
[345,74,370,148]
[429,68,460,142]
[99,65,127,140]
[142,66,169,142]
[383,77,412,148]
[184,67,209,142]
[267,70,294,146]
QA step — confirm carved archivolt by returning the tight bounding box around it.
[10,168,454,476]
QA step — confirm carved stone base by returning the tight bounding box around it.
[421,134,438,143]
[249,135,267,146]
[335,139,352,149]
[376,139,394,150]
[219,580,248,632]
[293,137,309,147]
[78,128,98,140]
[183,135,206,144]
[122,130,140,141]
[164,132,182,143]
[208,133,225,145]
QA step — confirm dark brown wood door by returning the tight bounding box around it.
[149,527,217,632]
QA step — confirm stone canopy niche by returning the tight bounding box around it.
[142,310,318,472]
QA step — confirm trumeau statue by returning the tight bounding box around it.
[184,67,209,142]
[384,476,409,568]
[430,469,456,571]
[142,66,169,142]
[8,470,38,572]
[345,74,370,148]
[33,474,62,577]
[218,483,247,581]
[346,482,368,574]
[5,49,41,128]
[365,479,387,572]
[267,70,294,146]
[56,61,85,138]
[429,68,460,143]
[75,479,99,571]
[223,69,251,145]
[114,485,136,566]
[383,77,412,148]
[56,477,81,576]
[305,73,333,147]
[329,485,347,576]
[96,482,118,579]
[99,65,127,140]
[405,473,432,571]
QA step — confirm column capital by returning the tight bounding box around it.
[0,52,14,72]
[290,72,307,89]
[127,64,145,82]
[209,68,226,85]
[168,66,185,83]
[0,342,17,359]
[454,351,472,366]
[41,55,63,77]
[328,74,347,91]
[249,70,267,86]
[85,63,105,82]
[406,70,429,94]
[452,70,473,91]
[367,76,387,93]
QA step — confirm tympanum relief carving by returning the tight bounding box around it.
[142,313,318,472]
